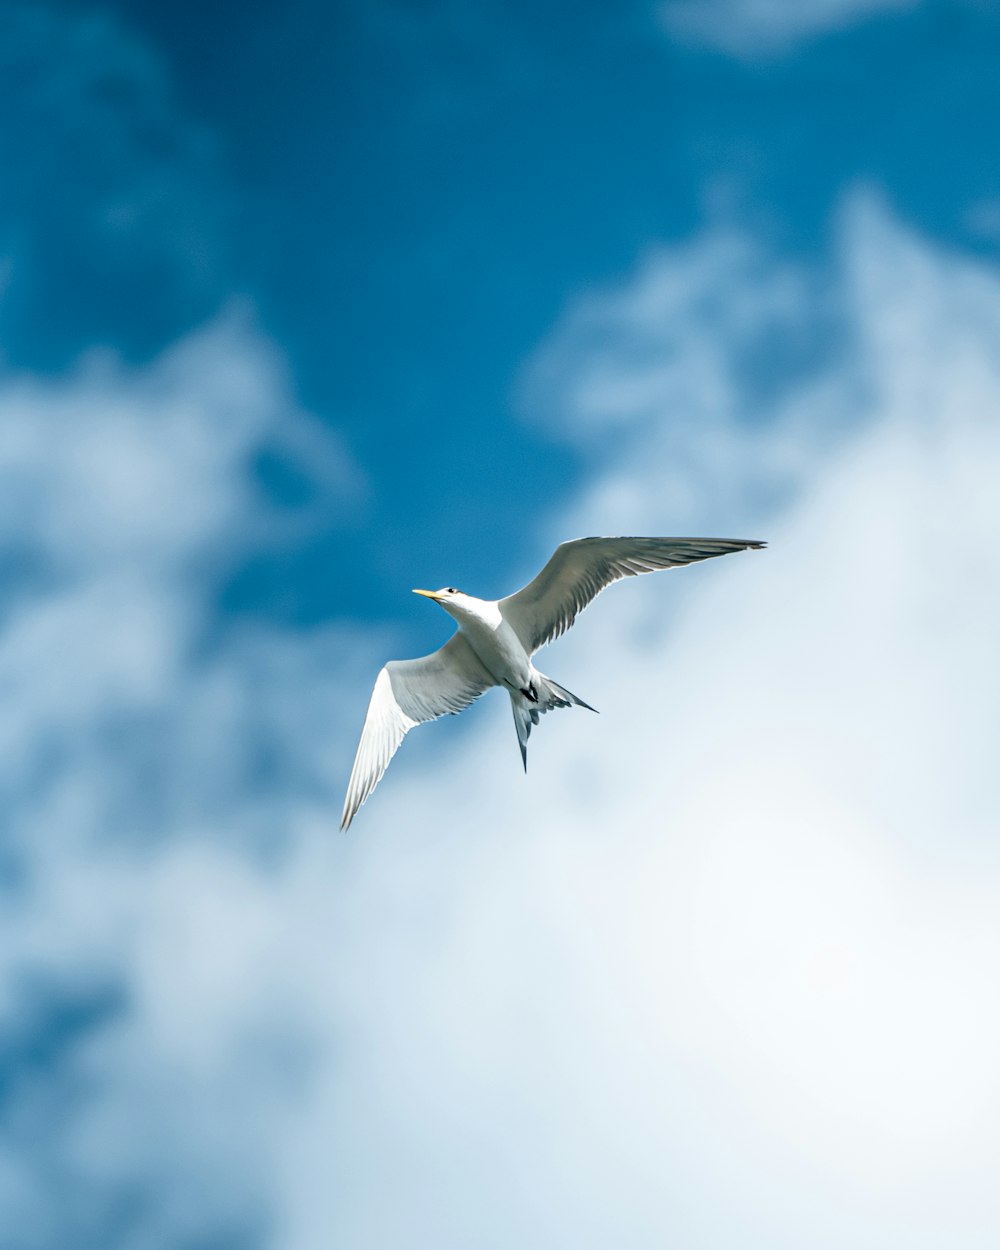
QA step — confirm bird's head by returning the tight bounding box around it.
[412,586,468,619]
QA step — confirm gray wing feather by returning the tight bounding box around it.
[500,536,765,654]
[340,632,494,830]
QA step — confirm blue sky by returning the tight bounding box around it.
[14,0,1000,622]
[3,2,1000,1248]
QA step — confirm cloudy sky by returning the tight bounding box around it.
[2,1,999,1247]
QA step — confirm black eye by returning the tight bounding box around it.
[447,587,458,594]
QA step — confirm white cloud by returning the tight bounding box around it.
[3,196,1000,1249]
[274,197,1000,1247]
[659,0,921,56]
[0,309,367,1247]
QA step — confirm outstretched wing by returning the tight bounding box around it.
[500,536,765,654]
[341,632,495,830]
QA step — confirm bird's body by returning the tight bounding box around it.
[444,595,531,694]
[341,535,765,830]
[422,590,597,772]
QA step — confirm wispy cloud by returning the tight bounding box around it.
[298,196,1000,1245]
[3,196,1000,1248]
[0,310,365,1247]
[0,3,228,367]
[659,0,921,57]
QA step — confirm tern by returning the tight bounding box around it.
[341,535,765,830]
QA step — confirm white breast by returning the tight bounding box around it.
[457,601,532,690]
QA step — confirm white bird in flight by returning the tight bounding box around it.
[341,535,765,830]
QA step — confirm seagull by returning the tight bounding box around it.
[341,535,765,830]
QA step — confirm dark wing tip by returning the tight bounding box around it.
[558,535,766,547]
[702,537,766,549]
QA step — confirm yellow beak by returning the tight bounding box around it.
[412,588,441,600]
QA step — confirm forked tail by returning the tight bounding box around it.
[509,673,597,771]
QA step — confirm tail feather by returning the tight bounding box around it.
[509,671,598,770]
[540,675,598,714]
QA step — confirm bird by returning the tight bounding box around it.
[340,535,765,830]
